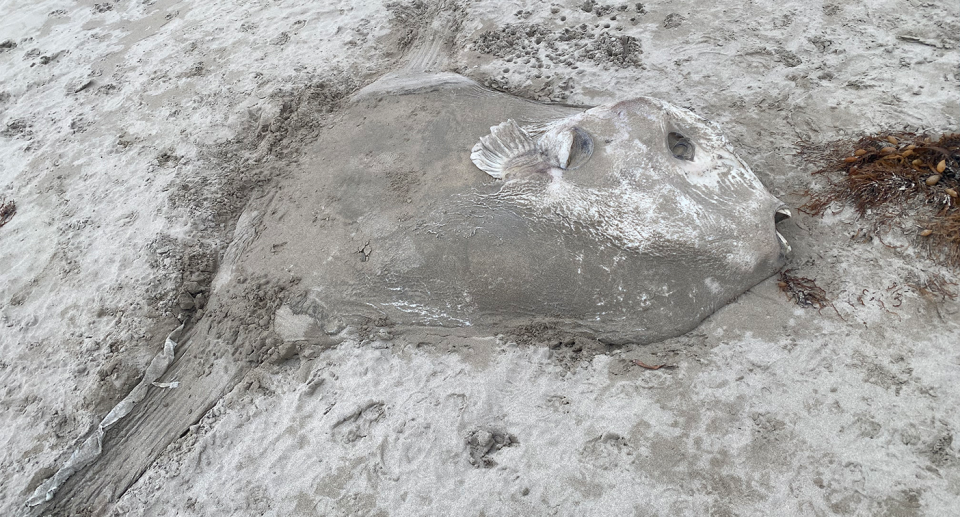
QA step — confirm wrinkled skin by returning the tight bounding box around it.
[229,74,789,345]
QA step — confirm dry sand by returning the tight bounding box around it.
[1,0,958,515]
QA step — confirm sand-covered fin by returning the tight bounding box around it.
[399,0,460,73]
[353,0,470,99]
[470,120,537,179]
[24,324,185,509]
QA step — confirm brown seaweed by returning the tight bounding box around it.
[800,132,960,267]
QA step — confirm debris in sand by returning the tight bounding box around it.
[909,271,959,301]
[631,359,673,370]
[25,324,185,508]
[777,269,839,316]
[466,428,518,468]
[801,132,960,267]
[0,200,15,228]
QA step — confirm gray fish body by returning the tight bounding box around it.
[235,73,788,344]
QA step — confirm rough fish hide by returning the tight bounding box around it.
[230,73,792,345]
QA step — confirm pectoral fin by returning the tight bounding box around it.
[470,120,538,179]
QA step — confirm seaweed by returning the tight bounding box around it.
[909,271,959,301]
[800,132,960,267]
[777,269,829,308]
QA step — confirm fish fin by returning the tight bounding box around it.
[519,121,557,138]
[470,120,537,179]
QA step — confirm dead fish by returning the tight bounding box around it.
[230,76,790,345]
[217,7,795,345]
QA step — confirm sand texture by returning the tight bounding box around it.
[1,0,958,515]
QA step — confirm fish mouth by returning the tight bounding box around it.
[775,207,792,255]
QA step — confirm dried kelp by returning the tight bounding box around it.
[801,132,960,267]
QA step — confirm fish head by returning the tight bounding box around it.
[476,96,791,276]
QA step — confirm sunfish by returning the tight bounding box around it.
[228,72,791,345]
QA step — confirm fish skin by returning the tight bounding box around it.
[228,74,788,345]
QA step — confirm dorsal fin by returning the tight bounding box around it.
[400,2,458,74]
[354,1,468,99]
[470,120,537,179]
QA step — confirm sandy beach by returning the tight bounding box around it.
[1,1,958,515]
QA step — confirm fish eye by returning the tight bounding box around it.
[544,126,594,170]
[564,127,594,169]
[667,132,695,161]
